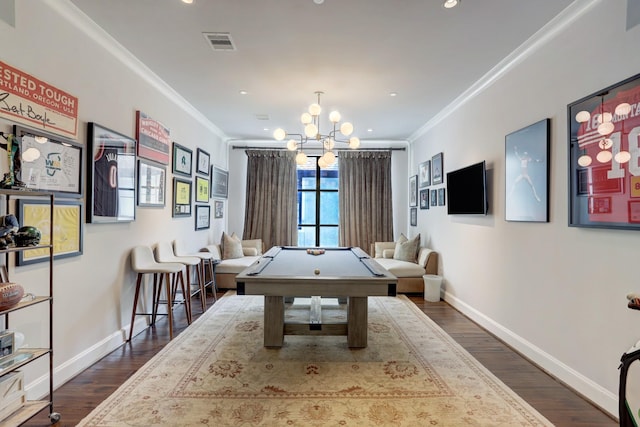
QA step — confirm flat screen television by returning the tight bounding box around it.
[446,161,488,215]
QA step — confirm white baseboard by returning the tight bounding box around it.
[24,317,149,400]
[443,291,618,418]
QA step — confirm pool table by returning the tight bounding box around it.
[235,246,397,348]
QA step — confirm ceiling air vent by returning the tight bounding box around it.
[203,32,236,51]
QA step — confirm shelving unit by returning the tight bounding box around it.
[0,189,59,425]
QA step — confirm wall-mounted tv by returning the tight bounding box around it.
[446,161,488,215]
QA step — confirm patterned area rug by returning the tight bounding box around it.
[79,294,552,426]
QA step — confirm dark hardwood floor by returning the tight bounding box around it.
[22,293,616,426]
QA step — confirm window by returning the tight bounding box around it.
[296,157,339,247]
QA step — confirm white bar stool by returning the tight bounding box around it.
[173,240,218,308]
[129,245,188,341]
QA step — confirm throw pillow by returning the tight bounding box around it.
[222,232,243,259]
[242,247,258,256]
[241,239,263,255]
[393,233,420,263]
[374,241,396,258]
[382,249,395,258]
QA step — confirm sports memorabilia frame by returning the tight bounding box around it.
[172,142,192,177]
[195,204,210,230]
[432,152,444,185]
[13,125,83,198]
[211,166,228,199]
[137,159,166,208]
[86,122,136,223]
[419,160,431,188]
[214,200,224,218]
[195,175,209,203]
[568,73,640,230]
[409,175,418,207]
[173,177,192,217]
[16,199,83,265]
[196,148,210,176]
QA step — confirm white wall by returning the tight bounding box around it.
[0,1,228,397]
[409,0,639,416]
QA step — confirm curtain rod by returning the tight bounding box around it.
[231,146,405,151]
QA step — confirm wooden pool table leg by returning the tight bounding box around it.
[348,296,368,348]
[264,295,284,347]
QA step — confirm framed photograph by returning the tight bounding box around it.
[409,175,418,207]
[196,148,210,176]
[136,111,170,165]
[13,125,83,197]
[432,152,444,185]
[137,159,166,207]
[419,160,431,188]
[195,204,210,230]
[438,188,446,206]
[16,199,83,265]
[173,177,192,217]
[420,189,429,210]
[431,189,438,206]
[211,166,229,199]
[568,72,640,230]
[172,142,192,177]
[214,200,224,218]
[195,175,210,203]
[86,122,136,223]
[505,118,550,222]
[410,207,417,226]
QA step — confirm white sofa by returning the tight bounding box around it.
[370,242,438,294]
[202,238,264,290]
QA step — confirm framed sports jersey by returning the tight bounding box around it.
[568,73,640,230]
[87,122,137,223]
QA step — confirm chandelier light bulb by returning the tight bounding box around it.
[615,103,632,117]
[286,139,298,151]
[301,112,312,124]
[577,154,592,167]
[615,151,631,163]
[575,110,590,123]
[317,157,327,168]
[308,103,321,116]
[349,137,360,149]
[323,151,336,165]
[34,136,48,144]
[304,123,318,138]
[598,138,613,150]
[329,111,341,123]
[273,128,286,141]
[596,150,613,163]
[21,147,41,162]
[597,121,615,135]
[296,152,308,165]
[600,112,613,123]
[340,122,353,136]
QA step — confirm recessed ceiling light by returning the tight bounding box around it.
[239,90,248,95]
[367,128,373,132]
[314,0,325,4]
[182,0,193,4]
[389,92,397,97]
[443,0,459,9]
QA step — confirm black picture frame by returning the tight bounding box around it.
[172,142,192,177]
[410,207,417,226]
[409,175,418,207]
[196,148,210,176]
[568,72,640,230]
[431,189,438,206]
[419,160,431,188]
[172,177,192,217]
[211,166,229,199]
[432,152,444,185]
[13,125,83,198]
[137,159,166,208]
[214,200,224,218]
[419,189,429,210]
[195,204,210,230]
[505,118,550,222]
[86,122,136,223]
[16,199,83,265]
[195,175,210,203]
[438,188,446,206]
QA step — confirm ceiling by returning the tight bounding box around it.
[67,0,576,145]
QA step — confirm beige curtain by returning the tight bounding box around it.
[242,150,298,249]
[338,151,393,253]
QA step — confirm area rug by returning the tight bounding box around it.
[79,294,552,426]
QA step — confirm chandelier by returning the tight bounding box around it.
[273,91,360,167]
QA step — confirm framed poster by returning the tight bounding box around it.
[172,142,192,177]
[419,160,431,188]
[431,189,438,206]
[505,118,550,222]
[409,175,418,207]
[211,166,229,199]
[13,125,83,197]
[195,175,210,203]
[16,199,83,265]
[136,111,170,164]
[410,207,417,226]
[568,72,640,230]
[214,200,224,218]
[195,204,210,230]
[86,122,136,223]
[196,148,210,175]
[173,177,192,217]
[420,189,429,210]
[137,159,166,207]
[432,152,444,185]
[438,188,446,206]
